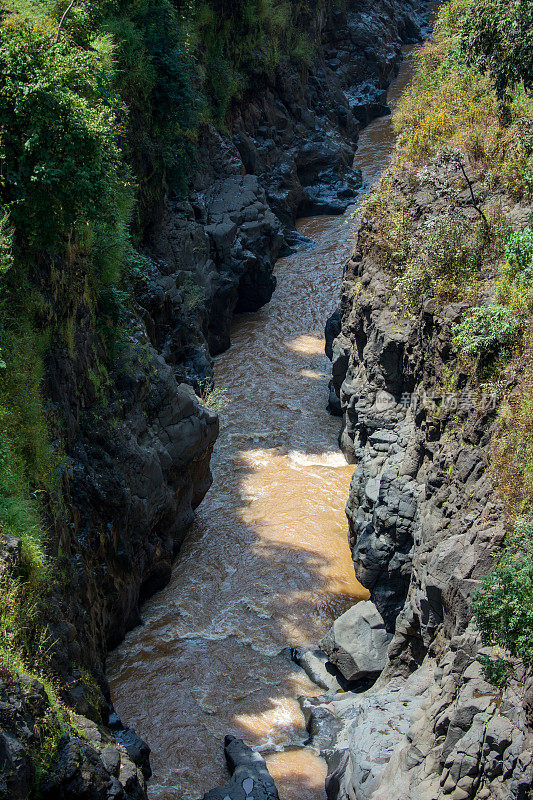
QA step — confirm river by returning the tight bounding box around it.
[108,45,421,800]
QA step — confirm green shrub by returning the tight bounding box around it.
[453,304,522,359]
[180,274,206,311]
[472,516,533,663]
[393,0,533,199]
[493,225,533,318]
[503,225,533,288]
[0,213,14,277]
[193,0,322,123]
[0,18,131,253]
[394,212,482,306]
[0,319,54,574]
[103,0,203,199]
[197,378,228,411]
[491,369,533,518]
[478,653,512,688]
[461,0,533,98]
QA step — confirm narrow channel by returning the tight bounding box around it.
[108,45,421,800]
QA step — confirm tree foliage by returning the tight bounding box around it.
[504,225,533,289]
[461,0,533,97]
[472,517,533,664]
[453,305,522,360]
[0,18,130,251]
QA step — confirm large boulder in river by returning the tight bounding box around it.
[319,601,390,682]
[202,736,279,800]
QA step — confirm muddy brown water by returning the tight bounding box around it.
[108,46,421,800]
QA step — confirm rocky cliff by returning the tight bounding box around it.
[310,141,533,799]
[0,1,433,798]
[148,0,431,358]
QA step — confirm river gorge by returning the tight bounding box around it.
[108,52,422,800]
[3,2,533,800]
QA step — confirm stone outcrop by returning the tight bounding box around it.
[150,138,284,357]
[0,675,146,800]
[310,166,533,798]
[232,0,429,228]
[294,648,348,693]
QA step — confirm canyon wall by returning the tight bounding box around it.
[312,149,533,799]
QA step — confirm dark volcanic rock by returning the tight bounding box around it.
[319,601,391,682]
[150,135,284,356]
[0,678,145,800]
[312,151,533,800]
[48,342,219,659]
[202,737,279,800]
[232,0,428,228]
[325,309,342,361]
[114,727,151,780]
[148,0,429,359]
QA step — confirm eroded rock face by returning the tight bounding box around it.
[150,0,430,358]
[46,328,219,662]
[232,0,430,229]
[310,167,533,798]
[150,139,284,356]
[0,676,146,800]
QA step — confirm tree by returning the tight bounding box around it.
[460,0,533,98]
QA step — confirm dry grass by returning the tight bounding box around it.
[394,3,533,198]
[491,351,533,518]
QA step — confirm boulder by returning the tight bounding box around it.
[294,648,345,692]
[114,726,151,780]
[202,737,278,800]
[0,731,32,800]
[319,601,390,682]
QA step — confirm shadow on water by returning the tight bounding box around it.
[107,485,364,800]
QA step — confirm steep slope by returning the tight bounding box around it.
[311,3,533,798]
[148,0,432,356]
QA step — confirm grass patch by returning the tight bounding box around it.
[491,361,533,518]
[197,379,229,412]
[29,679,67,789]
